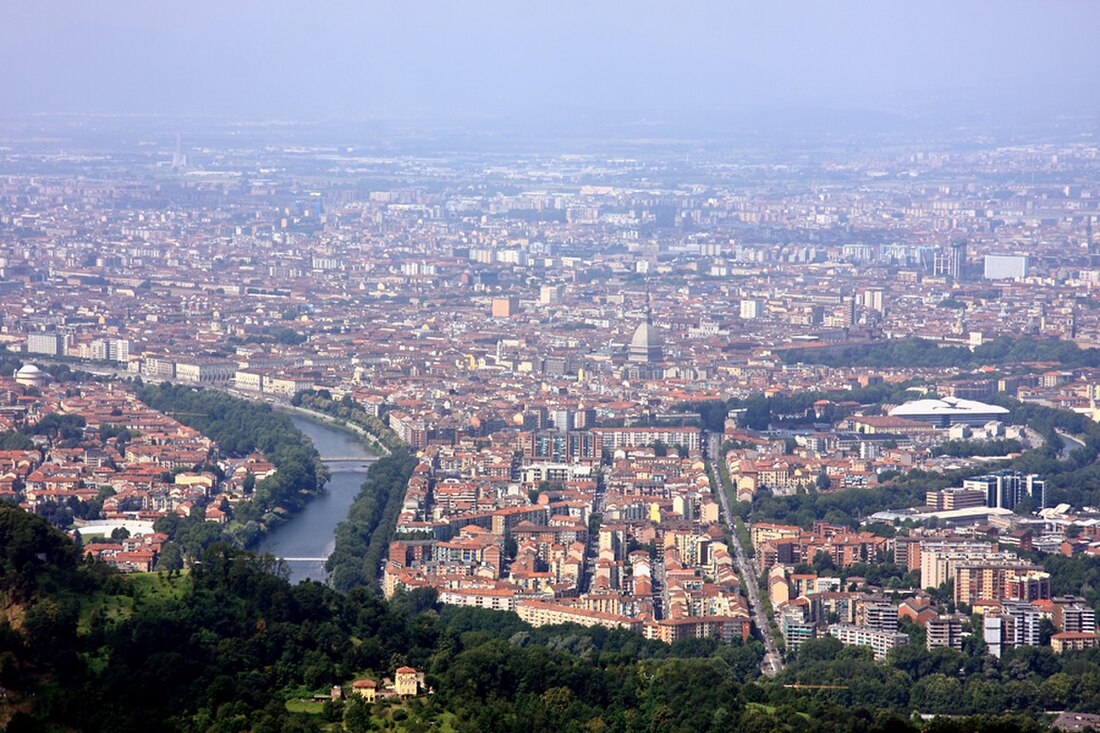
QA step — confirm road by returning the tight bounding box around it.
[711,455,784,676]
[1055,428,1086,460]
[580,476,606,594]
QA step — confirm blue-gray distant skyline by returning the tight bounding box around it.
[3,0,1098,125]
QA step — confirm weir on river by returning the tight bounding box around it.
[255,414,376,583]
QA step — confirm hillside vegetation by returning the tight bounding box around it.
[0,504,1084,733]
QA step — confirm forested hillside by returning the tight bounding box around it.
[0,504,1080,733]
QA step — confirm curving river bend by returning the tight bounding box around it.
[255,415,375,584]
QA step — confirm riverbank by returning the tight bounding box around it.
[275,402,390,456]
[325,446,416,592]
[133,382,327,553]
[256,415,378,584]
[280,392,414,591]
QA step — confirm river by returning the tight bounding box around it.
[255,414,375,584]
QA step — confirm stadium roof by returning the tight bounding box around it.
[888,396,1009,419]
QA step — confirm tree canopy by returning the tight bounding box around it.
[782,336,1100,370]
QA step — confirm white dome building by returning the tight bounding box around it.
[14,364,47,388]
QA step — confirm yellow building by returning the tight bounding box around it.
[1052,633,1098,654]
[768,565,790,607]
[351,679,377,702]
[174,472,215,490]
[750,522,800,550]
[395,667,418,697]
[515,600,644,633]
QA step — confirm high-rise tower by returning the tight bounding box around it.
[172,133,187,170]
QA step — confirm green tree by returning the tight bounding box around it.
[343,696,375,732]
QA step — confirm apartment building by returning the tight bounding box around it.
[926,615,965,651]
[827,624,908,660]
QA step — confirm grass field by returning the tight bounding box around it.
[77,570,191,634]
[284,699,328,715]
[284,696,458,732]
[131,570,190,603]
[747,702,810,721]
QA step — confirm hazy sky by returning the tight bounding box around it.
[3,1,1098,124]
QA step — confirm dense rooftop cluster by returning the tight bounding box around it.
[4,125,1100,665]
[1,131,1099,447]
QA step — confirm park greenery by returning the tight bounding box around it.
[1041,553,1100,609]
[0,503,1080,733]
[678,380,926,433]
[769,633,1100,719]
[781,335,1100,371]
[930,437,1022,457]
